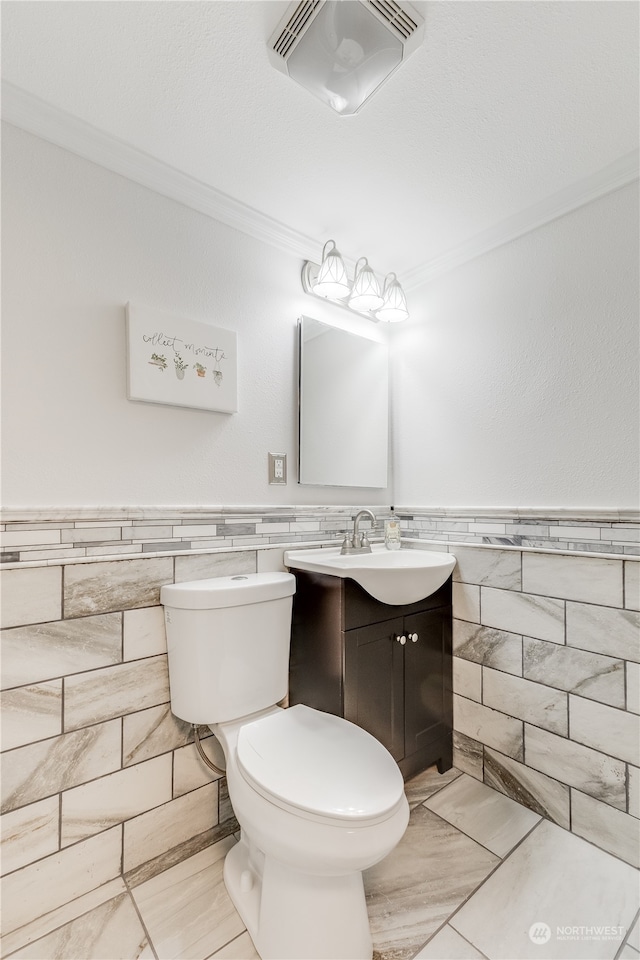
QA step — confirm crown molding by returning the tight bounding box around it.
[3,82,638,285]
[1,81,318,262]
[403,149,640,289]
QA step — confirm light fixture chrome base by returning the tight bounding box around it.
[301,261,381,322]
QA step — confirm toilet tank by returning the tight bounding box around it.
[160,572,296,725]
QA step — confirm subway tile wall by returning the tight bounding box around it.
[1,505,638,944]
[408,538,640,870]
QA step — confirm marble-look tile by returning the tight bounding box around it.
[209,930,260,959]
[524,724,626,810]
[451,819,638,959]
[0,567,62,629]
[1,681,62,750]
[452,731,483,780]
[522,553,623,607]
[483,747,570,828]
[131,524,175,540]
[569,695,639,766]
[123,782,218,872]
[0,879,127,957]
[60,526,124,544]
[64,557,174,617]
[424,773,540,857]
[452,582,480,624]
[6,892,152,959]
[404,765,462,809]
[0,826,122,936]
[414,924,485,959]
[173,739,224,797]
[256,547,287,573]
[481,587,565,644]
[218,779,235,825]
[619,945,640,959]
[123,703,192,766]
[125,819,236,888]
[173,523,219,539]
[571,789,640,868]
[627,914,640,950]
[629,766,639,819]
[628,663,640,715]
[483,668,568,736]
[132,837,245,959]
[1,720,121,813]
[123,605,166,660]
[174,550,256,582]
[61,753,172,846]
[454,694,523,760]
[0,613,122,689]
[566,602,640,663]
[523,637,625,708]
[451,546,521,589]
[453,620,523,676]
[364,804,499,960]
[0,796,59,875]
[625,561,640,611]
[453,658,482,702]
[0,529,61,549]
[64,655,169,730]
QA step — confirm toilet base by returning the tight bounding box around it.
[224,835,373,960]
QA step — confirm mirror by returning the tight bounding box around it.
[298,316,389,487]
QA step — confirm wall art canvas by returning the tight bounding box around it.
[126,302,238,413]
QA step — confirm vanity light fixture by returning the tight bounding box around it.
[312,240,351,298]
[301,240,409,322]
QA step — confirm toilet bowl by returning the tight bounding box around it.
[215,704,408,959]
[161,572,409,960]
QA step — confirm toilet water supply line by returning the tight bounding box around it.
[192,724,226,777]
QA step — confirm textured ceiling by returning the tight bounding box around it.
[2,1,638,278]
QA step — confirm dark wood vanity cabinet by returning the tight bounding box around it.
[288,571,453,780]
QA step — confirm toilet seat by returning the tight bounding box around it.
[236,704,404,823]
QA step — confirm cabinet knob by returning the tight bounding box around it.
[396,635,407,645]
[410,633,419,642]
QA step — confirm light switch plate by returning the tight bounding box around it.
[268,453,287,485]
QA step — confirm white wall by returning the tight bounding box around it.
[1,125,392,509]
[3,124,637,513]
[391,182,639,509]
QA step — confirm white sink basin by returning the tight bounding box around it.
[284,545,456,605]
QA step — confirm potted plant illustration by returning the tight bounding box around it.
[149,353,167,371]
[194,362,207,378]
[174,355,189,380]
[213,368,223,386]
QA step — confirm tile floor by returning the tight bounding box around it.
[2,767,639,960]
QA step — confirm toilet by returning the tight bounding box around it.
[160,571,409,960]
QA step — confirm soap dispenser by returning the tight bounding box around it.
[384,516,401,550]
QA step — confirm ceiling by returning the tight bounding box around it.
[2,1,638,284]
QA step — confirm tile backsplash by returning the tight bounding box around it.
[1,505,638,946]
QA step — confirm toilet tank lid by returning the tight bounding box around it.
[160,571,295,609]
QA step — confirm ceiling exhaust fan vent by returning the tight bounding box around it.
[367,0,420,40]
[268,0,425,115]
[272,1,323,59]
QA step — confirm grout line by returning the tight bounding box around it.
[123,876,160,960]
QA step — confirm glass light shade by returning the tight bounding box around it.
[376,273,409,322]
[348,257,383,312]
[286,1,404,116]
[312,240,351,299]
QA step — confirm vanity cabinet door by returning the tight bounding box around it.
[403,607,453,773]
[344,619,404,761]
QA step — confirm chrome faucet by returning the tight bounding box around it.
[340,509,376,555]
